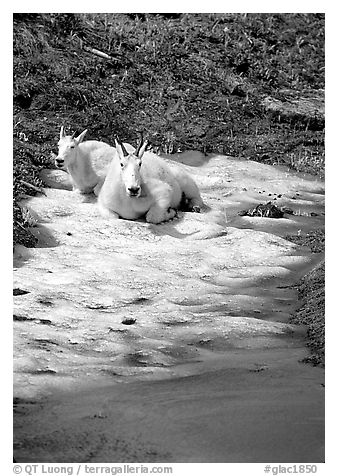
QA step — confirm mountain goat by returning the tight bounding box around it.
[55,126,116,195]
[98,136,203,224]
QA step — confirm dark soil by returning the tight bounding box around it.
[285,228,325,254]
[290,261,325,367]
[285,229,325,366]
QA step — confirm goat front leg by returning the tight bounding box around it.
[188,197,203,213]
[183,187,204,213]
[144,181,176,224]
[98,203,120,220]
[146,205,176,224]
[146,194,177,223]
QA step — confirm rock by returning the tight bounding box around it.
[13,288,30,296]
[262,89,324,130]
[39,169,73,190]
[239,201,284,218]
[122,318,137,325]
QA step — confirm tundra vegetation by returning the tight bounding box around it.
[13,13,325,365]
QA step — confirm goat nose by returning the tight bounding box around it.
[56,158,64,166]
[128,186,140,195]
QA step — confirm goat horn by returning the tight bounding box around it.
[60,126,65,139]
[135,133,145,157]
[116,136,129,157]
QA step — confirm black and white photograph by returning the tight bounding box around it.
[12,5,328,472]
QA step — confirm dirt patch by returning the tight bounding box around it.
[286,228,325,254]
[285,229,324,366]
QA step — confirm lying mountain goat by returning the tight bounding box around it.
[55,126,116,195]
[98,137,203,224]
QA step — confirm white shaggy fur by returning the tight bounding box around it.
[98,138,204,224]
[55,126,115,195]
[167,162,204,213]
[98,139,179,223]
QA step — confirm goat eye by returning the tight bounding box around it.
[120,163,124,168]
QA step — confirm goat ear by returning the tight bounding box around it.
[114,139,124,160]
[60,126,66,140]
[75,129,87,145]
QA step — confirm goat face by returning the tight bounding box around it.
[120,155,143,197]
[55,136,77,169]
[55,127,87,169]
[115,136,149,198]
